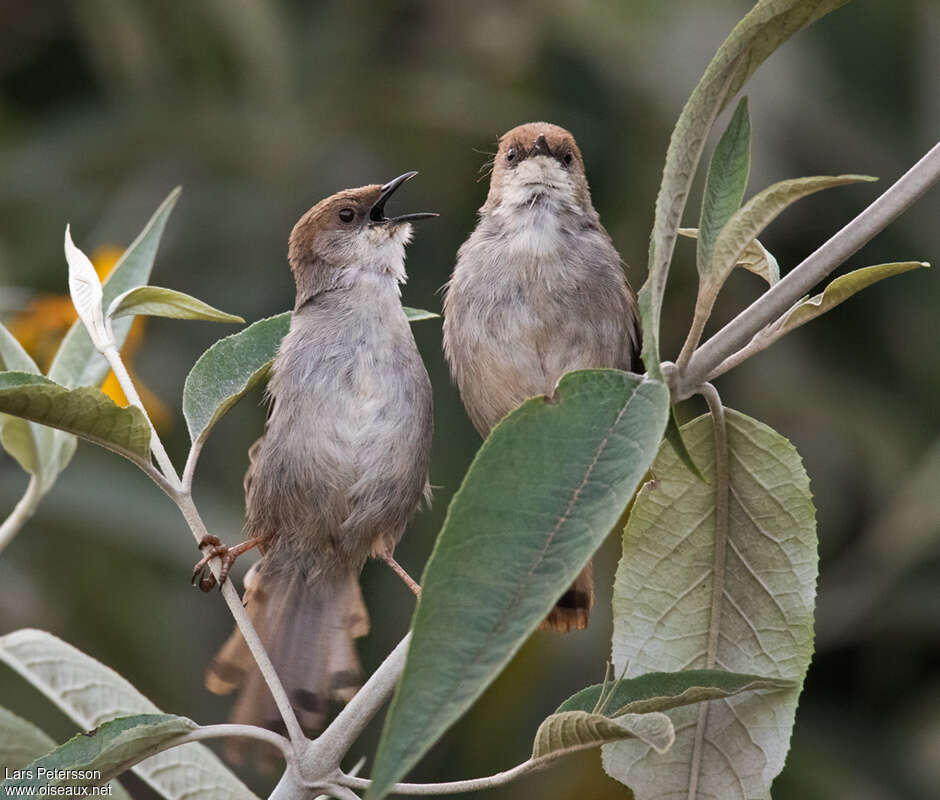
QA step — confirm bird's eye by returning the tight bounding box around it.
[506,147,517,162]
[338,208,355,223]
[563,151,574,166]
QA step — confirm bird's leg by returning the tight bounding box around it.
[191,534,268,593]
[381,553,422,598]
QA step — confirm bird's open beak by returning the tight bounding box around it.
[369,172,438,225]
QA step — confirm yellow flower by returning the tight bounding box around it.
[9,246,172,429]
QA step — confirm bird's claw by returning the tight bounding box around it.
[191,535,233,593]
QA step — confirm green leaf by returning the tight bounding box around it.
[775,261,928,335]
[605,410,817,799]
[0,373,151,466]
[0,706,56,769]
[557,670,794,718]
[183,305,439,451]
[401,306,440,321]
[108,286,245,324]
[0,715,196,792]
[46,187,180,480]
[679,227,780,286]
[707,174,875,295]
[533,711,674,761]
[367,369,670,800]
[0,322,53,477]
[639,0,852,377]
[698,96,751,276]
[183,312,291,448]
[0,629,259,800]
[664,406,704,481]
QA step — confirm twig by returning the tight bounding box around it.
[175,493,307,747]
[0,473,42,554]
[102,343,307,750]
[676,140,940,399]
[102,344,177,483]
[302,634,411,771]
[336,756,554,795]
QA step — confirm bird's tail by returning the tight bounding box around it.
[205,560,369,763]
[540,562,594,632]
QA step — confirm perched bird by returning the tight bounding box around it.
[442,122,641,632]
[194,173,435,748]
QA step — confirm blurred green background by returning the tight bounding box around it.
[0,1,937,797]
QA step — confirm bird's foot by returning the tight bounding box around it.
[191,534,266,593]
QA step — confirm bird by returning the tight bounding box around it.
[442,122,641,632]
[193,172,436,751]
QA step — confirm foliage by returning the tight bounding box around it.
[0,0,934,799]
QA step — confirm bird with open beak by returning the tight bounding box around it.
[194,173,436,754]
[443,122,641,632]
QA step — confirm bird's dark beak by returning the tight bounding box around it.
[532,134,552,158]
[370,172,438,225]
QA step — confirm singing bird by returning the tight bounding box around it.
[194,173,435,745]
[442,122,641,632]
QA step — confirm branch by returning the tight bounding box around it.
[0,473,42,554]
[676,139,940,399]
[102,342,307,749]
[337,756,555,795]
[302,634,411,769]
[102,344,178,483]
[174,493,307,747]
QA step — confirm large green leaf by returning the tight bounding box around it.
[0,629,258,800]
[108,286,245,324]
[707,174,875,295]
[182,306,439,451]
[605,410,817,799]
[46,187,180,479]
[367,369,670,800]
[0,715,196,792]
[697,96,751,276]
[0,706,56,769]
[0,373,151,466]
[638,0,852,376]
[0,322,53,477]
[532,711,674,761]
[557,670,794,718]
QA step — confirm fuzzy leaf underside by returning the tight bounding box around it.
[0,629,258,800]
[533,711,675,761]
[679,227,780,286]
[44,188,180,481]
[605,411,817,799]
[0,322,53,478]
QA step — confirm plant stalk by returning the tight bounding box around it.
[0,473,42,553]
